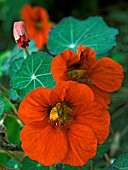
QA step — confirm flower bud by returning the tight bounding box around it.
[13,21,30,49]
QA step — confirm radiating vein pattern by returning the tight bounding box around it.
[47,16,118,55]
[11,52,56,99]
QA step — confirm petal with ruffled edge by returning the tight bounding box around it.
[20,121,68,166]
[34,6,49,23]
[21,5,36,26]
[21,5,39,40]
[89,57,124,92]
[51,50,80,82]
[76,102,110,144]
[77,44,96,70]
[18,87,51,124]
[62,123,97,166]
[33,6,50,49]
[89,84,111,109]
[21,5,50,49]
[50,81,94,108]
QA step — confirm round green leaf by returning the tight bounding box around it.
[10,57,24,79]
[11,52,55,99]
[111,153,128,170]
[47,16,118,55]
[22,157,49,170]
[9,57,24,100]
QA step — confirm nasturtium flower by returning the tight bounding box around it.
[21,4,50,50]
[18,81,110,166]
[51,45,124,108]
[13,21,30,49]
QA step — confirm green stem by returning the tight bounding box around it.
[2,113,8,122]
[0,83,9,93]
[2,96,24,126]
[0,147,22,164]
[78,166,82,170]
[90,160,93,170]
[7,112,24,127]
[104,153,111,165]
[0,163,7,169]
[0,113,8,125]
[25,47,29,56]
[3,95,18,115]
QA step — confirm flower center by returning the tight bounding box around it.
[67,69,86,81]
[35,21,43,29]
[50,102,72,125]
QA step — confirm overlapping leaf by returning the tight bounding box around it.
[9,40,38,100]
[9,88,19,101]
[47,16,118,55]
[10,57,24,79]
[5,159,20,169]
[0,99,5,115]
[11,52,55,99]
[22,157,48,170]
[111,153,128,169]
[104,153,128,170]
[9,57,24,100]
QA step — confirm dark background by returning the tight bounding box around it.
[0,0,128,51]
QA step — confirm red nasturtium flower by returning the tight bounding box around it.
[18,81,110,166]
[21,4,50,50]
[51,45,124,108]
[13,21,30,49]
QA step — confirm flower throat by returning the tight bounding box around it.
[50,102,72,125]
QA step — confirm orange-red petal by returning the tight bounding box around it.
[50,81,94,108]
[51,50,80,82]
[21,4,50,49]
[89,57,124,92]
[20,121,68,166]
[62,123,97,166]
[18,87,51,124]
[77,44,96,70]
[76,102,110,144]
[34,33,46,49]
[89,84,111,109]
[21,5,36,25]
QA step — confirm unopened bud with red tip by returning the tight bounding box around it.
[13,21,30,49]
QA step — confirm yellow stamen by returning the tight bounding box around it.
[50,106,59,121]
[35,21,42,29]
[67,69,86,80]
[49,102,72,125]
